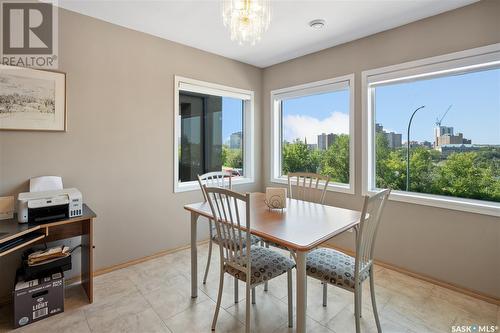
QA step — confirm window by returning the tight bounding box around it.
[363,44,500,216]
[270,75,355,193]
[174,76,254,192]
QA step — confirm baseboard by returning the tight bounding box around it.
[3,240,497,307]
[323,243,500,306]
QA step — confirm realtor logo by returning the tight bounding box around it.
[1,1,58,68]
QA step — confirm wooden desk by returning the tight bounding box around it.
[184,193,361,333]
[0,204,96,303]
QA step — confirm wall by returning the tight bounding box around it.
[262,0,500,298]
[1,0,498,302]
[0,8,262,299]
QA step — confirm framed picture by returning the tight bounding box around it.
[0,64,66,131]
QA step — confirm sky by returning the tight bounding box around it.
[375,67,500,144]
[220,67,500,146]
[222,97,243,143]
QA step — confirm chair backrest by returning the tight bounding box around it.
[354,189,391,278]
[204,186,251,275]
[197,171,232,202]
[287,172,330,204]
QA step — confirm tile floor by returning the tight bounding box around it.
[0,243,498,333]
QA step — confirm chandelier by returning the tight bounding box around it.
[222,0,271,46]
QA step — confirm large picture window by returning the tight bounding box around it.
[174,77,254,192]
[363,44,500,216]
[270,75,355,193]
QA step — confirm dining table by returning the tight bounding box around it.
[184,192,362,333]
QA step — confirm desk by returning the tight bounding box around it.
[0,204,96,303]
[184,193,361,333]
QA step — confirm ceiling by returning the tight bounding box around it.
[57,0,478,68]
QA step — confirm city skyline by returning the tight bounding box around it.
[222,68,499,146]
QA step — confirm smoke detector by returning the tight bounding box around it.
[309,19,326,29]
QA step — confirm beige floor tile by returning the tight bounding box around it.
[92,268,138,302]
[324,304,377,333]
[225,291,289,333]
[431,285,498,324]
[272,316,332,333]
[16,309,90,333]
[84,290,150,331]
[91,308,170,333]
[143,274,209,320]
[199,273,249,309]
[2,246,497,333]
[163,299,244,333]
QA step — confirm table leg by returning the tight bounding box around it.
[191,212,199,298]
[296,250,307,332]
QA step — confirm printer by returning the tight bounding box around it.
[17,188,83,224]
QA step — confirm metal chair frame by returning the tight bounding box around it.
[320,189,391,333]
[204,187,293,332]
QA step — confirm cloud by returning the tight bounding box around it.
[283,111,349,143]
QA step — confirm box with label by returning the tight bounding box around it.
[13,271,64,328]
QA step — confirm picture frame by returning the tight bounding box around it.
[0,64,66,131]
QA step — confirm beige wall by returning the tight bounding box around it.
[0,9,262,298]
[262,0,500,298]
[0,0,499,302]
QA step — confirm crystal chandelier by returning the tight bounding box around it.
[222,0,271,46]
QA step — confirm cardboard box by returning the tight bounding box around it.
[13,271,64,328]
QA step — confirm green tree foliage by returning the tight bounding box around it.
[282,139,320,174]
[221,146,243,169]
[320,134,350,183]
[432,152,500,201]
[280,132,500,202]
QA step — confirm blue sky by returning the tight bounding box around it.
[222,97,243,143]
[221,67,500,145]
[375,67,500,144]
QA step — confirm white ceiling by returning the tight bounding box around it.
[57,0,478,68]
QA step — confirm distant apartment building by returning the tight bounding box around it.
[317,133,328,150]
[434,126,471,147]
[375,123,402,149]
[317,133,338,150]
[229,131,243,149]
[307,144,318,150]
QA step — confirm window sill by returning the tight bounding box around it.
[174,177,255,193]
[367,189,500,217]
[270,177,354,195]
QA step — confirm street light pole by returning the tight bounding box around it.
[406,105,425,191]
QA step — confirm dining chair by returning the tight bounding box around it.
[305,189,391,333]
[204,186,295,332]
[287,172,330,204]
[266,172,331,255]
[197,171,261,300]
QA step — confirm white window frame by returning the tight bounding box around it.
[174,76,255,193]
[270,74,355,194]
[362,43,500,217]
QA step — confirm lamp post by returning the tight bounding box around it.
[406,105,425,191]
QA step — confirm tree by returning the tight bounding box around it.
[432,152,500,201]
[282,139,319,174]
[221,146,243,169]
[320,134,349,183]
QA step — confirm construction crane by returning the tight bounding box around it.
[435,104,453,127]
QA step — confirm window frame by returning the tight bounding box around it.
[270,74,355,194]
[362,43,500,217]
[174,76,255,193]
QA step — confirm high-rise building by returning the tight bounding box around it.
[385,132,402,149]
[229,131,243,149]
[317,133,328,150]
[375,123,402,149]
[327,133,337,147]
